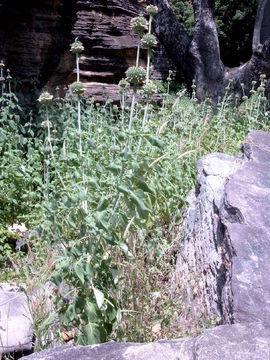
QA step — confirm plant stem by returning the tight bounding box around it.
[136,36,140,68]
[76,54,80,82]
[46,107,65,188]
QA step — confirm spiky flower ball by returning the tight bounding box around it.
[118,79,130,91]
[6,69,12,80]
[141,34,157,49]
[41,120,52,129]
[146,5,158,17]
[126,66,146,85]
[70,38,84,55]
[38,91,53,106]
[142,81,157,98]
[130,16,148,36]
[71,81,85,95]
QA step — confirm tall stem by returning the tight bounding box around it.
[76,54,80,82]
[46,107,65,188]
[136,36,140,68]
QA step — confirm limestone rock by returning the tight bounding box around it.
[20,323,270,359]
[173,130,270,331]
[0,283,32,354]
[0,0,175,103]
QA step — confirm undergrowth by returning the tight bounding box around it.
[0,5,269,351]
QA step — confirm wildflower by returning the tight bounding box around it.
[38,91,53,106]
[41,120,52,129]
[0,60,5,69]
[118,79,130,91]
[6,69,12,80]
[126,66,146,85]
[71,81,85,95]
[70,37,84,55]
[142,81,157,98]
[131,16,148,36]
[167,70,173,82]
[146,5,158,17]
[141,34,157,49]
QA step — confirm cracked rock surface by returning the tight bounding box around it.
[173,130,270,331]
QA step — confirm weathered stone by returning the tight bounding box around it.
[21,323,270,359]
[0,283,32,354]
[0,0,175,103]
[173,130,270,332]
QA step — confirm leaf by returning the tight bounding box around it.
[74,263,85,285]
[94,211,108,231]
[119,242,134,259]
[148,136,163,149]
[93,287,104,309]
[97,196,109,211]
[85,301,98,322]
[136,178,155,195]
[82,323,106,344]
[129,191,150,219]
[107,163,121,175]
[117,185,129,195]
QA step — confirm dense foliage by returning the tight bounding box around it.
[169,0,257,66]
[1,5,270,351]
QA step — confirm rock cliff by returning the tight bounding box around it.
[173,130,270,332]
[0,0,175,102]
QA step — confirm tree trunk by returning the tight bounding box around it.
[149,0,194,82]
[190,0,225,101]
[150,0,270,100]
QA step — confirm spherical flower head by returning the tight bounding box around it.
[118,79,130,91]
[142,81,157,98]
[71,81,85,95]
[146,5,158,17]
[70,38,84,55]
[38,91,53,106]
[6,69,12,80]
[0,60,5,69]
[41,120,52,129]
[131,16,148,36]
[126,66,146,86]
[141,34,157,49]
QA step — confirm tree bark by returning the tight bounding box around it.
[150,0,270,100]
[147,0,194,82]
[190,0,225,101]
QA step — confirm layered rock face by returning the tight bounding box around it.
[173,130,270,332]
[0,0,175,102]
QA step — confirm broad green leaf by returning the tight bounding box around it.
[85,301,98,322]
[93,287,104,309]
[97,196,109,211]
[74,263,85,285]
[107,163,121,175]
[94,211,108,231]
[82,323,105,344]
